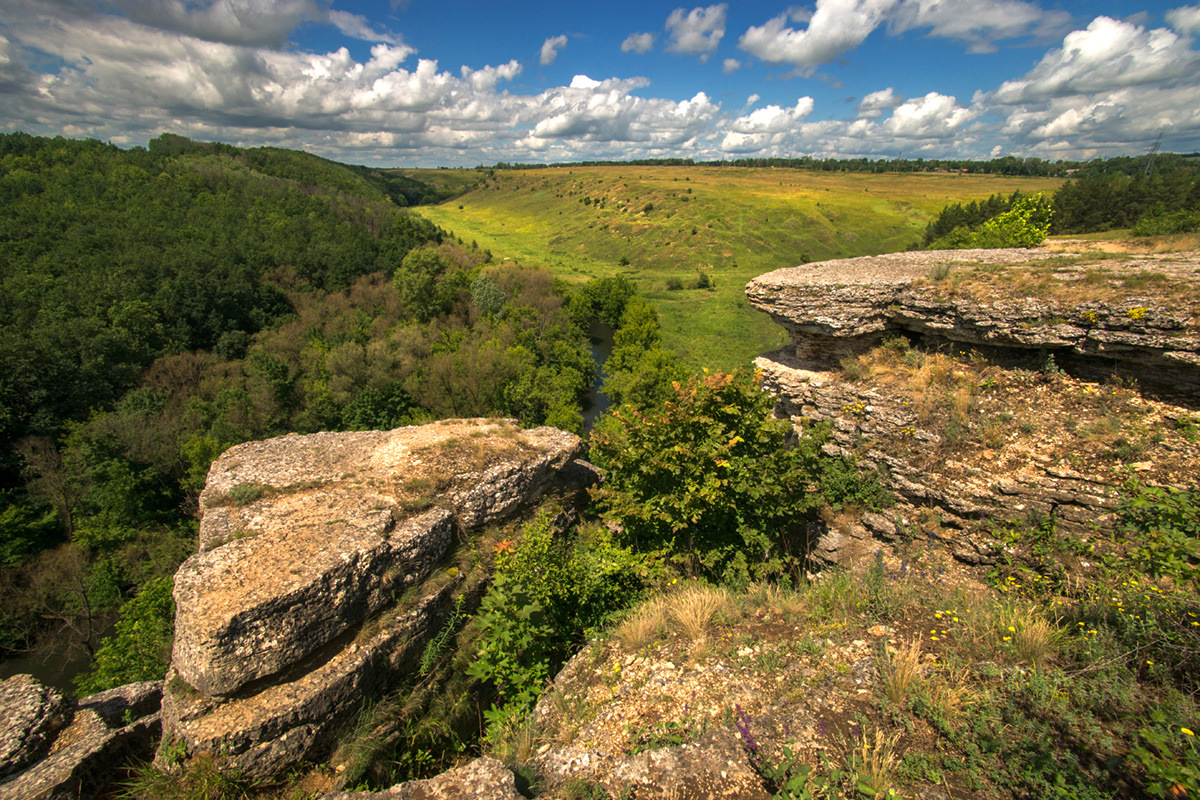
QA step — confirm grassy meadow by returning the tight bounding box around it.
[412,166,1063,369]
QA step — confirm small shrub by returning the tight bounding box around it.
[840,354,871,382]
[665,276,684,291]
[928,262,953,282]
[1130,710,1200,797]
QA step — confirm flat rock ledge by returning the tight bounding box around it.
[162,419,588,781]
[746,249,1200,403]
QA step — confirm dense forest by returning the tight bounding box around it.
[0,133,602,685]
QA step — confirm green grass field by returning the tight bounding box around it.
[412,166,1062,369]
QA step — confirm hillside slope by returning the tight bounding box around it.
[414,166,1063,368]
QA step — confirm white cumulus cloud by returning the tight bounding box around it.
[621,32,655,53]
[666,4,727,60]
[540,34,568,66]
[888,0,1071,53]
[1167,6,1200,36]
[738,0,897,75]
[722,58,741,73]
[884,92,977,138]
[859,86,902,115]
[993,16,1199,103]
[738,0,1070,73]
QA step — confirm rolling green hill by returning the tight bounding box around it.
[413,166,1063,368]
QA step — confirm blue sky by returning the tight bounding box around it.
[2,0,1199,166]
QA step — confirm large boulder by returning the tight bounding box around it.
[0,675,70,780]
[161,419,589,780]
[746,249,1200,569]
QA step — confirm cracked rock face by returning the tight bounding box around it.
[163,419,586,780]
[0,678,162,800]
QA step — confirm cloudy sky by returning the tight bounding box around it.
[2,0,1198,167]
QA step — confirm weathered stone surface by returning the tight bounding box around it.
[0,706,160,800]
[77,681,162,727]
[747,249,1200,569]
[0,675,70,780]
[321,757,523,800]
[163,580,462,781]
[756,354,1133,551]
[173,506,454,698]
[176,419,582,697]
[529,730,769,800]
[162,418,588,781]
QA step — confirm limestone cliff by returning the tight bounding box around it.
[745,247,1200,570]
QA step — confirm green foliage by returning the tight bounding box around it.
[594,369,861,584]
[1118,483,1200,584]
[1053,167,1200,234]
[468,513,646,737]
[567,276,637,328]
[0,132,443,467]
[74,575,174,695]
[1130,711,1200,798]
[123,751,259,800]
[928,193,1053,249]
[470,274,508,319]
[600,297,687,409]
[0,490,59,568]
[1132,206,1200,236]
[922,190,1024,246]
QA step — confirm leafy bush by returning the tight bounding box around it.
[468,512,646,735]
[1132,208,1200,237]
[1118,483,1199,584]
[592,369,888,584]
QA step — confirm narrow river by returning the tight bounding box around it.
[581,319,614,438]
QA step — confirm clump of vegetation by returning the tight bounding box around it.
[467,511,648,744]
[591,368,889,585]
[927,193,1053,249]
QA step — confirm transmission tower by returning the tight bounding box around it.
[1144,131,1163,175]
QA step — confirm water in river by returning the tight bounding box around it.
[582,319,614,437]
[0,624,109,693]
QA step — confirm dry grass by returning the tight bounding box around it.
[927,668,974,722]
[613,594,672,652]
[1011,616,1063,667]
[855,728,903,799]
[669,584,736,640]
[967,602,1063,667]
[744,581,808,621]
[879,636,926,705]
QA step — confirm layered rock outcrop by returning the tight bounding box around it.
[161,418,594,781]
[746,248,1200,569]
